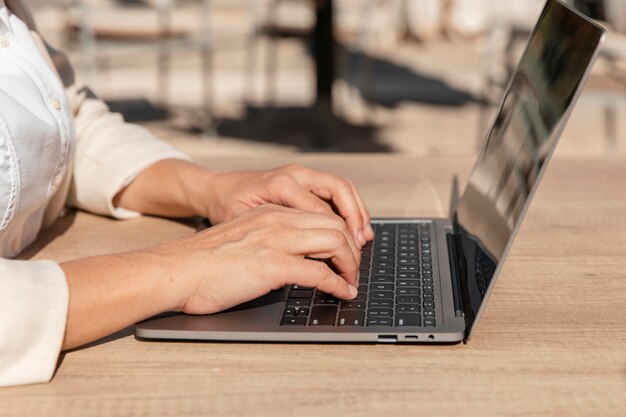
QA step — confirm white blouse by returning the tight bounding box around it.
[0,0,189,387]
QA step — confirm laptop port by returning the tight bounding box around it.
[404,335,419,341]
[378,335,397,343]
[428,335,435,341]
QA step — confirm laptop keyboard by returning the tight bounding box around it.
[280,223,436,328]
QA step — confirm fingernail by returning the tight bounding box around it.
[349,285,358,298]
[357,230,366,246]
[366,224,374,239]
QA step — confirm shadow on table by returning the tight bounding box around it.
[55,326,136,375]
[340,46,480,108]
[213,47,478,151]
[19,211,77,261]
[216,105,390,152]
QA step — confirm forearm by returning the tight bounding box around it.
[60,250,181,350]
[113,159,213,218]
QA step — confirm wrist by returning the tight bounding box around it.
[142,247,191,312]
[178,163,222,221]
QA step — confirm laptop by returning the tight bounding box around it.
[136,0,606,344]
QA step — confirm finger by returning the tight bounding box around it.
[284,257,358,300]
[313,177,366,247]
[289,170,366,247]
[270,228,359,286]
[256,209,361,264]
[272,181,334,216]
[348,181,373,240]
[269,182,364,260]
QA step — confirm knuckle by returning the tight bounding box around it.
[267,173,296,192]
[282,163,305,174]
[312,262,333,284]
[314,203,331,214]
[338,178,353,193]
[328,229,346,245]
[324,211,344,226]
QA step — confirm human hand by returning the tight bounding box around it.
[191,164,374,247]
[150,204,361,315]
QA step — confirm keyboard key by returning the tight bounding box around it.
[354,293,367,302]
[397,305,421,314]
[396,288,420,296]
[398,259,418,266]
[280,317,307,326]
[373,268,394,276]
[371,283,394,292]
[423,318,436,327]
[341,301,366,310]
[423,284,434,292]
[371,275,394,284]
[398,272,419,280]
[395,314,421,327]
[358,285,368,294]
[374,261,394,269]
[424,309,435,318]
[367,318,393,327]
[314,293,339,305]
[359,275,369,285]
[368,308,393,317]
[286,299,311,307]
[309,306,337,326]
[338,310,365,326]
[314,297,339,305]
[369,300,393,308]
[423,292,434,301]
[399,265,419,272]
[423,301,435,309]
[296,307,310,317]
[288,289,314,299]
[370,291,394,300]
[283,307,296,316]
[397,296,420,304]
[397,280,420,288]
[375,254,393,262]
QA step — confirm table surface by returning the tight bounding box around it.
[2,154,625,417]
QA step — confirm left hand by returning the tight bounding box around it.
[193,164,374,247]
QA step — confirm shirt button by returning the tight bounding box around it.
[0,35,9,48]
[51,99,62,110]
[11,238,20,253]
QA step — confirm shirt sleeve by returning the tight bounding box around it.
[0,259,68,387]
[68,88,191,219]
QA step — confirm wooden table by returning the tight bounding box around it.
[2,155,625,417]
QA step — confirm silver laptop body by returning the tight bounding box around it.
[136,0,605,344]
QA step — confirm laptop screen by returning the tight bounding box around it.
[453,0,605,334]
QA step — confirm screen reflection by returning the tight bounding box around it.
[453,0,604,320]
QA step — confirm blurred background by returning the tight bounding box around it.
[30,0,626,157]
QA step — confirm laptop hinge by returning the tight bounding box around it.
[446,232,464,319]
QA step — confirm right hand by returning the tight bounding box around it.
[150,204,361,315]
